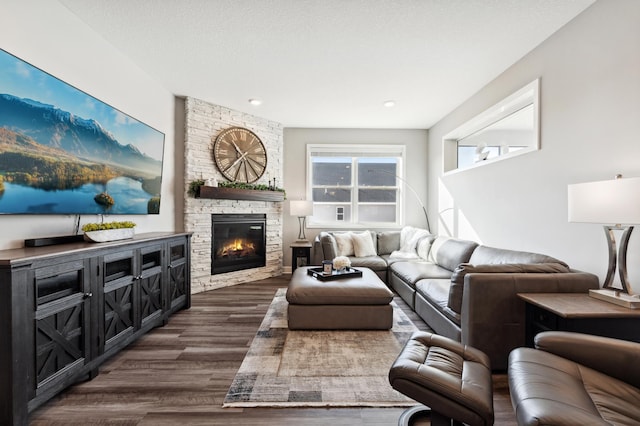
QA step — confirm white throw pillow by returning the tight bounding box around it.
[416,236,433,260]
[390,226,430,259]
[351,230,377,257]
[333,232,354,257]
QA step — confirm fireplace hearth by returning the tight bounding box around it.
[211,214,266,275]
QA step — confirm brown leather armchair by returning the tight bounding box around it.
[509,331,640,425]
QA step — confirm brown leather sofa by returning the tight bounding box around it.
[509,331,640,425]
[313,230,599,370]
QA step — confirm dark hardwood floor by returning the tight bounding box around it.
[30,275,517,425]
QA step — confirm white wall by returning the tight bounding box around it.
[0,0,176,249]
[428,0,640,290]
[283,128,429,269]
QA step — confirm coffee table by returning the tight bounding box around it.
[286,266,394,330]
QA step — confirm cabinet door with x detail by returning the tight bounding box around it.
[33,259,91,394]
[100,250,137,354]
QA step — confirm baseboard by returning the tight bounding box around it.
[589,288,640,309]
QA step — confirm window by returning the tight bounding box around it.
[457,144,527,168]
[443,78,540,174]
[307,144,405,227]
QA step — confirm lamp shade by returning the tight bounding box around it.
[290,200,313,217]
[568,176,640,225]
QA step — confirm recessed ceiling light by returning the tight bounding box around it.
[383,100,396,108]
[249,98,262,106]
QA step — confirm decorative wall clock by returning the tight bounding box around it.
[212,127,267,183]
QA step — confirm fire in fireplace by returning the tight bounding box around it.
[211,214,266,274]
[217,238,256,258]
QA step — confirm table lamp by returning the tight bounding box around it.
[568,174,640,308]
[290,200,314,242]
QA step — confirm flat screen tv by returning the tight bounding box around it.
[0,48,165,215]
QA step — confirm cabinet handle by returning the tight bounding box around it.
[83,292,93,299]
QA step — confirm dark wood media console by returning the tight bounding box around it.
[0,232,192,426]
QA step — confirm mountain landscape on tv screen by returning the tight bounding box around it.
[0,94,164,215]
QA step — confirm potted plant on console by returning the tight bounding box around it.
[82,220,136,243]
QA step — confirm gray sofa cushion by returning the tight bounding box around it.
[447,263,572,314]
[380,253,416,267]
[434,238,479,271]
[377,231,401,255]
[415,278,460,325]
[319,232,338,259]
[347,255,388,271]
[469,245,568,267]
[390,261,452,288]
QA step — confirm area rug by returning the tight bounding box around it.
[222,288,418,408]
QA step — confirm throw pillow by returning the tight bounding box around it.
[319,232,338,259]
[377,231,400,255]
[390,226,430,259]
[427,236,450,263]
[416,235,435,260]
[351,230,377,257]
[333,232,354,257]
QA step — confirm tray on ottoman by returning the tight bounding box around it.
[307,266,363,281]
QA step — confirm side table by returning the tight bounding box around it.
[518,293,640,347]
[291,241,312,272]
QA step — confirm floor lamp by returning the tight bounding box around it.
[368,169,431,232]
[290,200,314,242]
[568,174,640,308]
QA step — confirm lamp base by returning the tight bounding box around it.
[589,288,640,309]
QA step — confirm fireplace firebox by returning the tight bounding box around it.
[211,214,266,275]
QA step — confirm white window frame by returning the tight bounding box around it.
[306,144,406,229]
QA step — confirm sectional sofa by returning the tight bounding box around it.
[312,229,600,370]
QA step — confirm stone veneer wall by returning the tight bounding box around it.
[184,97,284,294]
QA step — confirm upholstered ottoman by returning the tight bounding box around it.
[286,266,394,330]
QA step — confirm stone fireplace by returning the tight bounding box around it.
[183,97,283,294]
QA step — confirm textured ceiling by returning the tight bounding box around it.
[58,0,594,129]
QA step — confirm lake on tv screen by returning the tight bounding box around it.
[0,176,158,214]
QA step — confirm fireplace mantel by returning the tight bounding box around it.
[199,186,285,202]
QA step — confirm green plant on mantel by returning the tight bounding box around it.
[81,221,136,232]
[188,179,286,199]
[218,181,286,198]
[188,179,205,197]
